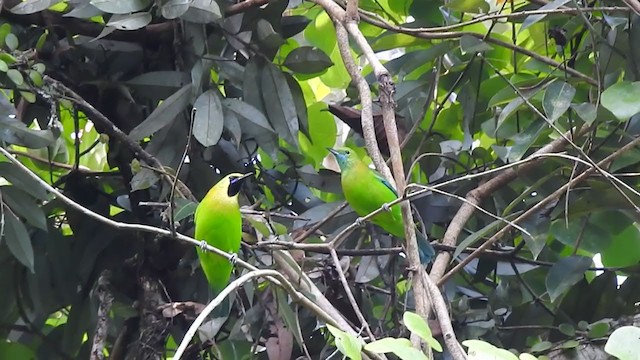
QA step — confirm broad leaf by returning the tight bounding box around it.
[520,0,571,33]
[261,63,299,146]
[90,0,151,14]
[107,12,152,31]
[4,209,35,272]
[180,0,222,24]
[129,83,192,141]
[3,186,47,230]
[546,255,592,302]
[601,81,640,122]
[403,311,442,352]
[543,81,575,122]
[605,326,640,360]
[283,46,333,74]
[9,0,58,14]
[326,324,362,360]
[193,90,224,147]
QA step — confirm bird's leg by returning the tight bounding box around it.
[228,254,238,265]
[381,203,391,212]
[355,217,365,227]
[199,240,208,250]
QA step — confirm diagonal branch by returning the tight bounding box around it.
[43,75,196,202]
[437,131,640,285]
[0,146,367,350]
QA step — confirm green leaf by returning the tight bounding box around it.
[601,81,640,121]
[463,340,519,360]
[180,0,222,24]
[365,337,428,360]
[545,255,592,302]
[10,0,58,14]
[520,0,571,33]
[276,287,305,348]
[543,81,575,122]
[571,103,597,125]
[129,83,192,141]
[130,167,160,191]
[519,354,538,360]
[3,186,47,230]
[587,321,610,338]
[558,340,579,349]
[4,33,18,51]
[192,90,224,147]
[326,324,362,360]
[530,341,552,353]
[222,108,242,145]
[7,69,24,86]
[284,73,309,139]
[221,99,274,134]
[550,219,611,254]
[601,222,640,268]
[605,326,640,360]
[403,311,442,352]
[283,46,333,74]
[28,70,43,86]
[460,35,493,55]
[256,19,285,49]
[0,162,49,200]
[90,0,151,14]
[445,0,489,13]
[0,60,7,72]
[161,0,190,19]
[261,63,299,146]
[106,12,152,31]
[558,323,576,336]
[4,209,35,272]
[506,119,547,162]
[0,116,55,149]
[222,98,277,157]
[0,24,11,46]
[32,63,46,73]
[0,340,36,358]
[173,199,197,222]
[496,82,549,133]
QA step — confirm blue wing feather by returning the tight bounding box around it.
[372,170,398,197]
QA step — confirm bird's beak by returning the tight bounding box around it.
[236,173,252,182]
[327,147,339,156]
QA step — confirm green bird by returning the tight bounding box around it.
[194,172,251,293]
[328,147,436,263]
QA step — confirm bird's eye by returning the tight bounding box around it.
[345,150,350,154]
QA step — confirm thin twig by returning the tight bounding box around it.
[329,249,375,340]
[169,108,195,235]
[437,132,640,285]
[174,270,293,359]
[0,146,361,344]
[42,75,196,201]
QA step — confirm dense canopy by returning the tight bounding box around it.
[0,0,639,359]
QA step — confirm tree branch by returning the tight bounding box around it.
[43,75,196,202]
[437,131,640,285]
[0,146,363,348]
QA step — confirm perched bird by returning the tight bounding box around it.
[194,173,251,293]
[327,104,408,156]
[328,147,435,263]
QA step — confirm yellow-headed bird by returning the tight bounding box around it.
[194,173,251,293]
[328,147,435,263]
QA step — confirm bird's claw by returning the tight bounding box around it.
[229,254,238,265]
[381,203,391,212]
[199,240,207,250]
[355,217,365,227]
